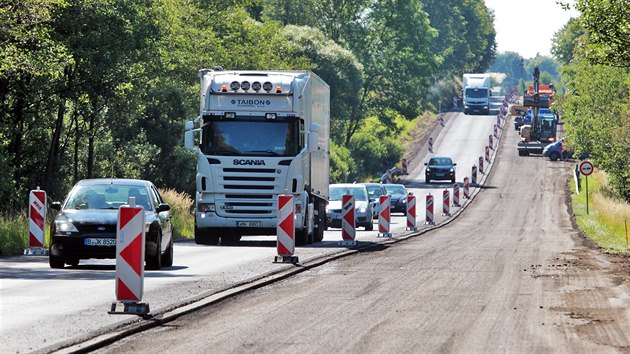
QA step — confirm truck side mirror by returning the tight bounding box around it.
[184,121,196,150]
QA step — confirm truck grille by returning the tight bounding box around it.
[217,167,281,216]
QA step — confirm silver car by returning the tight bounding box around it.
[326,184,374,231]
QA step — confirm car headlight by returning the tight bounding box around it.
[426,168,431,172]
[450,168,454,172]
[197,203,215,212]
[359,207,367,213]
[55,220,78,233]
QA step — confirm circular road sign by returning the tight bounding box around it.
[579,161,594,176]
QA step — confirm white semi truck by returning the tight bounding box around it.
[184,69,330,246]
[462,73,492,115]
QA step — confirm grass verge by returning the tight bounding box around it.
[570,168,630,254]
[159,188,194,240]
[0,213,28,256]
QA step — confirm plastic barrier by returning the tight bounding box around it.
[406,194,417,231]
[340,193,356,246]
[428,137,434,153]
[485,145,491,163]
[463,177,470,199]
[489,134,494,150]
[274,194,298,263]
[378,195,392,238]
[109,197,149,316]
[26,188,47,255]
[425,194,435,225]
[479,156,484,174]
[471,165,478,186]
[453,183,460,207]
[442,189,451,217]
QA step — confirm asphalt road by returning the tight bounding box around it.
[94,113,630,353]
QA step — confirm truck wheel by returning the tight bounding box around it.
[295,229,308,246]
[549,151,560,161]
[313,200,325,242]
[194,226,219,245]
[221,232,241,246]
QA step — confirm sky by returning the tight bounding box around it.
[484,0,580,59]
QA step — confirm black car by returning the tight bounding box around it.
[425,156,456,183]
[49,179,174,270]
[382,183,408,215]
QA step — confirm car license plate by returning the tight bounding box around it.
[85,238,116,246]
[237,221,260,227]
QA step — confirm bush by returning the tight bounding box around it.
[159,188,194,240]
[0,213,28,257]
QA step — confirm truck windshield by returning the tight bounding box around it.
[201,116,301,157]
[465,88,488,98]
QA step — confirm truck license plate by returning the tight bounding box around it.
[85,238,116,246]
[237,221,260,228]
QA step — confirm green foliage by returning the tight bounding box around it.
[551,17,586,65]
[490,52,525,91]
[576,0,630,67]
[0,213,28,257]
[557,60,630,200]
[329,141,355,183]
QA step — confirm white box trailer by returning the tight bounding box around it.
[184,69,330,245]
[463,73,492,115]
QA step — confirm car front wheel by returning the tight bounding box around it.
[146,232,162,270]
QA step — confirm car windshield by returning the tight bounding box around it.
[384,185,406,195]
[428,158,453,166]
[65,184,152,210]
[329,186,368,201]
[365,186,384,199]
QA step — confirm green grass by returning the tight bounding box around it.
[159,188,194,240]
[0,213,28,257]
[570,169,630,254]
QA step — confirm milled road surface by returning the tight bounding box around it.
[97,121,630,353]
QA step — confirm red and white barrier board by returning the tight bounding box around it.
[479,156,484,174]
[28,189,46,249]
[378,195,392,238]
[485,145,491,163]
[471,165,478,186]
[442,189,451,217]
[453,183,460,207]
[115,204,145,302]
[425,194,434,225]
[406,194,417,231]
[275,194,298,263]
[489,134,494,150]
[463,177,470,199]
[428,137,434,153]
[340,194,356,245]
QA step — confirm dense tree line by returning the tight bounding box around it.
[0,0,495,212]
[551,0,630,201]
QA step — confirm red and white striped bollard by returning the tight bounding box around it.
[425,194,435,225]
[453,183,460,207]
[378,195,392,238]
[463,177,470,199]
[274,193,298,263]
[26,188,47,255]
[340,193,356,246]
[442,189,450,216]
[406,194,417,231]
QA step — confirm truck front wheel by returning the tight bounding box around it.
[194,226,219,245]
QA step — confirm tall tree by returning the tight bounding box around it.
[576,0,630,67]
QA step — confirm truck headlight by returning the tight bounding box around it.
[198,203,215,212]
[55,220,78,233]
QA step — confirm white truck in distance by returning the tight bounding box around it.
[184,69,330,246]
[463,73,492,115]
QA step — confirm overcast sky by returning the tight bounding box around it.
[483,0,580,59]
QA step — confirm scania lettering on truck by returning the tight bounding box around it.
[463,73,492,115]
[184,69,330,246]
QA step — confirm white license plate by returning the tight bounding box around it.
[237,221,260,228]
[85,238,116,246]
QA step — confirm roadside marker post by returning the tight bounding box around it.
[453,183,460,207]
[489,134,494,150]
[428,137,434,153]
[25,188,48,256]
[109,197,149,316]
[485,145,491,163]
[377,195,392,238]
[494,124,499,138]
[471,165,478,186]
[442,189,451,217]
[406,194,417,231]
[463,177,470,199]
[479,156,484,174]
[339,193,356,246]
[274,193,298,264]
[425,194,435,225]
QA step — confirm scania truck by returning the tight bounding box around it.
[184,69,330,246]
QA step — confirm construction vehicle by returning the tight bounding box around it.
[517,66,558,156]
[184,69,330,245]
